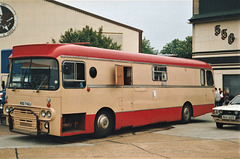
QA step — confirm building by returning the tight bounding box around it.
[0,0,143,85]
[190,0,240,99]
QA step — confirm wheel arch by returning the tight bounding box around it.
[95,107,116,129]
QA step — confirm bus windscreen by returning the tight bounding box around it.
[8,58,59,91]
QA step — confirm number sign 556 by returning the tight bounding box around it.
[215,25,235,45]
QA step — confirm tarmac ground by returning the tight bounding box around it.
[0,113,239,159]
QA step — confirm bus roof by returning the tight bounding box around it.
[11,44,212,69]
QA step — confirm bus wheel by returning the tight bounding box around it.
[94,110,114,138]
[216,123,223,128]
[181,104,192,124]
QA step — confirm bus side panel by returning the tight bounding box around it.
[60,114,95,136]
[151,108,168,123]
[133,109,152,127]
[115,111,133,130]
[166,107,182,122]
[131,106,182,127]
[192,104,214,117]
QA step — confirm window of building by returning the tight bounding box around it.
[200,69,205,86]
[152,65,167,81]
[206,70,214,86]
[62,61,86,88]
[223,74,240,99]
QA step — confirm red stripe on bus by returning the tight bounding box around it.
[192,104,214,117]
[60,104,213,136]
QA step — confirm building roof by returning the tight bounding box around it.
[190,0,240,23]
[11,44,212,69]
[46,0,143,33]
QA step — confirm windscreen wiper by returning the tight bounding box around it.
[12,86,17,92]
[36,76,48,93]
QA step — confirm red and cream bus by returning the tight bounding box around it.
[3,43,214,137]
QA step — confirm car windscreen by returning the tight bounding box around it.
[229,96,240,105]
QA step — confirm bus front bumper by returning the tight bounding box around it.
[8,107,49,136]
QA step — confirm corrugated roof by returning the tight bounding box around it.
[190,0,240,23]
[190,10,240,23]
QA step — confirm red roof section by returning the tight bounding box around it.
[11,44,212,69]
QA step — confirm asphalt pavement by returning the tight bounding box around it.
[0,113,239,158]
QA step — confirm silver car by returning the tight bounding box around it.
[212,95,240,128]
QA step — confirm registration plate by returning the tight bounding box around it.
[20,101,32,106]
[222,115,236,120]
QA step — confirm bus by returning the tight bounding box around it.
[3,43,214,137]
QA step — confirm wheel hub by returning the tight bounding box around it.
[97,114,109,130]
[184,107,190,119]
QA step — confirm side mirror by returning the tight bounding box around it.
[1,81,5,90]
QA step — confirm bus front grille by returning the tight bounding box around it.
[10,108,39,132]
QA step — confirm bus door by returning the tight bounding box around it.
[61,61,88,133]
[115,65,134,128]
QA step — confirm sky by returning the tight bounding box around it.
[57,0,193,51]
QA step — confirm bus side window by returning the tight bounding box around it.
[152,65,167,81]
[62,61,86,88]
[115,65,132,86]
[200,69,205,86]
[206,70,214,86]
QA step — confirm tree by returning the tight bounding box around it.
[142,37,159,55]
[160,36,192,59]
[52,25,121,50]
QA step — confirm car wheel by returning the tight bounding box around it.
[181,104,192,124]
[94,110,114,138]
[216,123,223,128]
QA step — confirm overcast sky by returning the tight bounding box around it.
[57,0,193,51]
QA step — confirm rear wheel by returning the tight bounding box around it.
[181,104,192,124]
[216,123,223,128]
[94,110,114,138]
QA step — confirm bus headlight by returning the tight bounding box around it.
[44,122,49,129]
[9,107,13,113]
[46,111,51,118]
[41,110,46,117]
[5,106,10,113]
[214,110,223,114]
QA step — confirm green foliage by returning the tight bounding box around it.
[52,25,121,50]
[141,37,159,55]
[160,36,192,59]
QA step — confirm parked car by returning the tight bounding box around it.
[212,95,240,128]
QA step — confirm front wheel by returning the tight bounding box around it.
[94,110,114,138]
[216,123,223,128]
[181,104,192,124]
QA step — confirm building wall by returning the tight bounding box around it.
[191,0,240,99]
[0,0,141,52]
[192,20,239,53]
[0,0,142,88]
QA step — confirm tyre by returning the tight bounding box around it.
[181,104,192,124]
[216,123,223,128]
[94,110,114,138]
